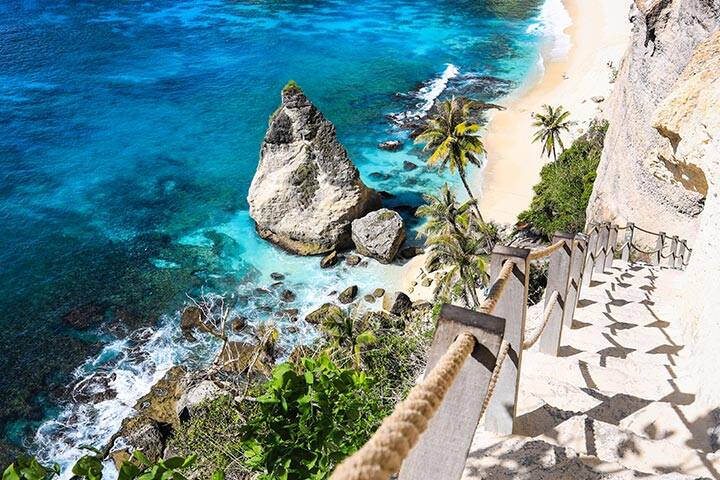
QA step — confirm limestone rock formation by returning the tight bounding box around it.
[247,82,381,255]
[351,208,406,263]
[652,30,720,407]
[587,0,720,242]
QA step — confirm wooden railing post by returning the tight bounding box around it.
[621,223,634,263]
[398,305,505,480]
[537,233,573,356]
[677,240,687,270]
[604,225,619,270]
[483,246,529,435]
[582,226,599,287]
[653,232,666,266]
[667,236,679,269]
[563,233,587,330]
[594,223,610,274]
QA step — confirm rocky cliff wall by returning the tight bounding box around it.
[587,0,720,244]
[652,30,720,406]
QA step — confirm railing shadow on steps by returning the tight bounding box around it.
[329,222,692,480]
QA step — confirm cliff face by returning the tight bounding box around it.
[653,31,720,406]
[587,0,720,241]
[589,0,720,405]
[248,84,380,255]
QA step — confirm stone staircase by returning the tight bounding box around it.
[462,263,720,479]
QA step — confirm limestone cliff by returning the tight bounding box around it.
[587,0,720,242]
[248,83,380,255]
[652,31,720,406]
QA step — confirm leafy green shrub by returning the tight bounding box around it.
[518,120,608,239]
[241,354,380,480]
[2,450,218,480]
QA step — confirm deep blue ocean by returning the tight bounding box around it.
[0,0,564,471]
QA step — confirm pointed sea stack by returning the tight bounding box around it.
[248,81,381,255]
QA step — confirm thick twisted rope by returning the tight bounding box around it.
[630,243,661,255]
[632,225,662,236]
[329,332,475,480]
[528,240,565,261]
[478,260,514,314]
[522,290,559,349]
[330,259,517,480]
[478,340,511,421]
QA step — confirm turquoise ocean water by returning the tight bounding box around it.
[0,0,568,471]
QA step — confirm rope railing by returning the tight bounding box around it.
[332,221,691,480]
[478,340,511,421]
[630,243,661,256]
[331,259,516,480]
[522,290,559,349]
[330,332,476,480]
[527,240,565,261]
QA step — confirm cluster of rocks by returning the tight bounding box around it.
[248,82,426,266]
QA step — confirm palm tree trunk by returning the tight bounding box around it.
[458,169,485,224]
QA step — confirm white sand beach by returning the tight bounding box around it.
[402,0,633,299]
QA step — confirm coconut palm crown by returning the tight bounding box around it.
[415,183,476,239]
[415,96,486,223]
[532,104,572,162]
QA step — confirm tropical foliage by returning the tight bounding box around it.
[2,450,219,480]
[241,354,380,480]
[519,119,608,238]
[532,104,572,161]
[415,96,487,222]
[415,183,476,238]
[416,183,496,308]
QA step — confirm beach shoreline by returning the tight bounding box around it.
[477,0,633,224]
[401,0,632,300]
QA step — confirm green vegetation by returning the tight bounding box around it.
[167,307,431,479]
[519,119,608,238]
[2,450,218,480]
[415,97,488,223]
[417,183,498,308]
[532,104,572,162]
[5,303,432,480]
[242,354,380,480]
[282,79,302,93]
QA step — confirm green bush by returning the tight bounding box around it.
[241,354,381,480]
[2,450,218,480]
[518,120,608,239]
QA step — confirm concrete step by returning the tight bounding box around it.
[515,373,699,440]
[556,347,680,372]
[521,352,693,401]
[462,429,703,479]
[559,331,686,367]
[523,351,675,388]
[535,415,720,478]
[618,401,720,454]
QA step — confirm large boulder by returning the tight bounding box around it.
[351,209,406,263]
[305,303,343,325]
[248,82,381,255]
[383,291,413,316]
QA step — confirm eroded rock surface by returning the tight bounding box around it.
[248,83,380,255]
[587,0,720,241]
[351,208,406,263]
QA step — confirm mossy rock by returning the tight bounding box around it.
[305,303,343,325]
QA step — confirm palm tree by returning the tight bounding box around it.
[415,183,476,238]
[321,305,376,370]
[532,104,572,162]
[415,97,486,223]
[425,231,489,308]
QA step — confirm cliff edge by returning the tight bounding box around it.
[587,0,720,242]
